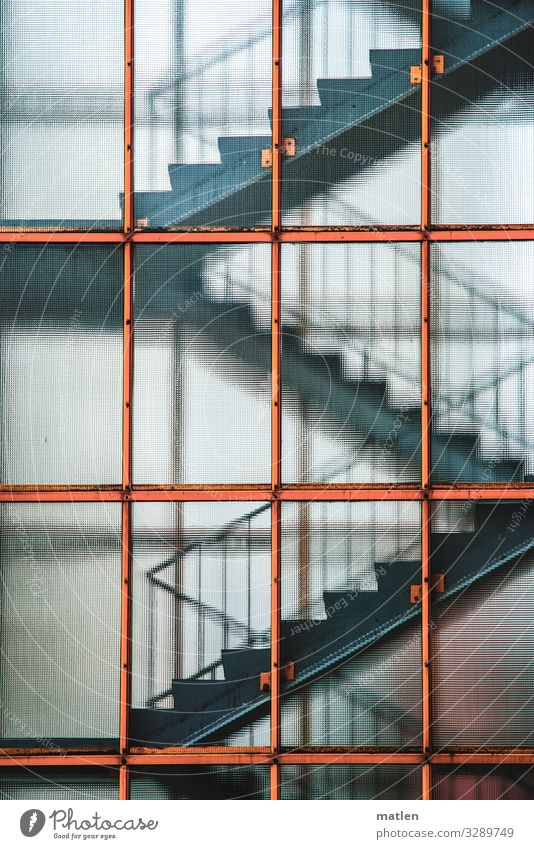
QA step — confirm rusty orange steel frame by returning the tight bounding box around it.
[0,0,533,801]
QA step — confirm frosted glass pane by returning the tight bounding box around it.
[0,503,121,746]
[432,1,534,224]
[431,242,534,483]
[282,0,421,225]
[281,243,421,484]
[0,0,123,228]
[135,0,271,228]
[0,246,122,485]
[133,244,270,485]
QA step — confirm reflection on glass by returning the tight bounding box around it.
[282,0,421,225]
[0,246,122,485]
[431,242,534,483]
[432,501,534,749]
[0,0,123,228]
[131,502,270,747]
[135,0,272,228]
[432,767,534,800]
[281,766,422,800]
[133,244,271,485]
[432,0,534,224]
[0,769,119,800]
[0,504,121,747]
[130,766,269,799]
[281,502,422,749]
[281,243,421,484]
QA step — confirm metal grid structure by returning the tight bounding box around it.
[0,0,533,801]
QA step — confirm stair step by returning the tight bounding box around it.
[309,352,343,379]
[281,106,326,135]
[203,298,254,327]
[369,48,421,80]
[221,647,270,681]
[316,77,374,110]
[132,190,174,222]
[218,135,271,163]
[171,679,235,713]
[168,163,222,193]
[350,379,389,401]
[281,618,322,639]
[432,429,480,454]
[323,561,421,622]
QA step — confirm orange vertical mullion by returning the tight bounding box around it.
[421,498,432,799]
[119,499,132,796]
[272,0,282,231]
[270,497,282,798]
[120,0,134,801]
[270,0,283,800]
[421,0,432,801]
[124,0,134,235]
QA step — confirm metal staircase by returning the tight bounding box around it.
[131,500,534,746]
[133,0,534,228]
[134,246,528,483]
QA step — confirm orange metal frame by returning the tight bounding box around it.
[2,0,534,802]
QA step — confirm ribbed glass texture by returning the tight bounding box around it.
[281,766,422,800]
[0,1,123,228]
[432,767,534,801]
[282,0,421,226]
[134,0,272,228]
[432,501,534,749]
[0,769,119,800]
[431,242,534,483]
[281,502,421,748]
[0,503,121,746]
[281,243,421,484]
[130,766,269,799]
[131,502,270,747]
[133,245,271,485]
[0,246,123,486]
[431,1,534,224]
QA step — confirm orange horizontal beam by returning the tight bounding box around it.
[132,230,272,243]
[430,228,534,242]
[3,751,534,767]
[0,485,532,502]
[277,229,423,243]
[0,232,124,243]
[127,753,274,766]
[0,755,122,767]
[431,752,534,765]
[0,489,125,502]
[0,228,533,245]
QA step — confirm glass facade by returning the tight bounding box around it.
[0,0,533,801]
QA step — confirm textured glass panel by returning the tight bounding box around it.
[282,243,421,484]
[133,245,270,485]
[281,766,421,800]
[432,767,534,801]
[0,1,122,228]
[134,0,271,228]
[281,502,421,748]
[0,246,122,485]
[131,502,270,747]
[432,501,534,749]
[432,1,534,224]
[0,769,119,800]
[282,0,421,226]
[431,242,534,483]
[130,766,269,799]
[0,503,121,746]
